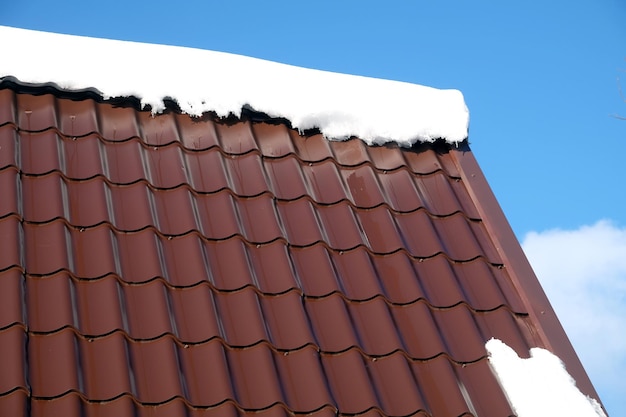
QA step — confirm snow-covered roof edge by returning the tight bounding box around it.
[0,25,469,146]
[486,339,606,417]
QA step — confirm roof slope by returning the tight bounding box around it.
[0,84,602,416]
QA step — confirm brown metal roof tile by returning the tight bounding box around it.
[367,353,427,416]
[62,134,105,181]
[0,125,18,169]
[161,234,208,287]
[169,285,220,343]
[236,194,283,244]
[215,120,259,155]
[29,329,80,398]
[175,113,220,151]
[20,131,61,175]
[252,122,297,158]
[376,168,425,212]
[224,152,269,196]
[0,269,23,329]
[72,274,125,335]
[346,297,403,355]
[22,173,65,222]
[246,242,298,294]
[123,281,173,339]
[328,138,371,167]
[127,336,184,403]
[316,203,363,250]
[273,346,334,412]
[136,111,181,147]
[355,206,404,253]
[264,157,309,200]
[97,102,141,141]
[144,144,188,188]
[389,301,447,360]
[259,292,314,349]
[0,390,28,417]
[305,295,360,353]
[179,339,233,405]
[186,148,230,192]
[16,93,57,132]
[215,288,268,347]
[26,274,74,333]
[195,191,240,239]
[23,221,69,274]
[0,168,19,217]
[70,226,117,278]
[410,355,473,416]
[103,140,146,184]
[341,164,386,208]
[289,245,340,297]
[30,395,82,417]
[227,344,284,409]
[363,143,407,171]
[300,160,347,204]
[320,349,378,414]
[290,132,334,162]
[78,332,133,400]
[455,359,515,417]
[329,248,384,300]
[110,184,154,231]
[371,251,428,303]
[66,178,110,226]
[116,231,163,282]
[153,187,197,235]
[203,238,255,291]
[0,87,602,416]
[0,89,16,126]
[57,99,99,138]
[0,325,26,395]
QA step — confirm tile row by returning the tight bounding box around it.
[2,202,497,265]
[1,269,531,356]
[0,129,471,212]
[0,326,514,416]
[0,91,461,174]
[0,222,518,307]
[2,164,479,220]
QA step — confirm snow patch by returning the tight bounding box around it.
[486,339,606,417]
[0,25,469,146]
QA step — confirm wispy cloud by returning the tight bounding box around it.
[521,220,626,414]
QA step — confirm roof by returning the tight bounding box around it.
[0,30,603,416]
[0,84,603,416]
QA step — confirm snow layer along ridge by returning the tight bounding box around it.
[486,339,606,417]
[0,25,469,146]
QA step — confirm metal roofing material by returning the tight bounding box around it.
[0,86,601,416]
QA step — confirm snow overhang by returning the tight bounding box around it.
[0,25,469,146]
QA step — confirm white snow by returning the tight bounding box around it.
[486,339,607,417]
[0,25,469,146]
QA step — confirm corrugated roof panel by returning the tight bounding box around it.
[0,87,601,416]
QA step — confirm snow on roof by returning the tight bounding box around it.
[0,25,469,146]
[486,339,606,417]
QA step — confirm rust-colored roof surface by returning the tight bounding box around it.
[0,85,601,416]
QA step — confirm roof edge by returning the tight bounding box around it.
[449,145,605,411]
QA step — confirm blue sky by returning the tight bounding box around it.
[2,1,625,415]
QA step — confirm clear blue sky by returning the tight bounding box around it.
[2,1,625,415]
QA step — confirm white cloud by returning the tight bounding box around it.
[521,220,626,414]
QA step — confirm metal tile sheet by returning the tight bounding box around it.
[0,86,599,416]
